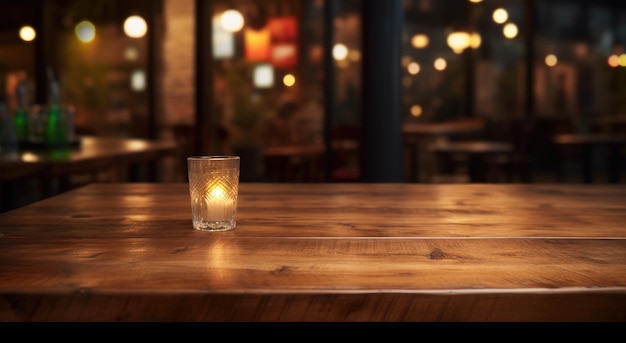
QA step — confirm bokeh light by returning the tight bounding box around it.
[410,105,423,117]
[124,15,147,38]
[19,26,36,42]
[221,10,244,32]
[503,23,518,39]
[75,21,96,43]
[283,74,296,87]
[332,43,348,61]
[545,54,557,67]
[407,62,420,75]
[493,8,509,24]
[434,58,447,71]
[411,34,429,49]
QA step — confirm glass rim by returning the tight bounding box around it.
[187,155,240,161]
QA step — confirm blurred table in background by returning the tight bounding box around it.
[593,114,626,133]
[0,135,177,212]
[429,140,514,183]
[403,118,485,182]
[263,143,326,182]
[553,133,626,183]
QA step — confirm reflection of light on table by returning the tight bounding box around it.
[127,140,149,150]
[20,152,40,162]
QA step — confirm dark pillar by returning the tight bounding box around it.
[323,0,337,181]
[34,0,53,104]
[524,0,535,119]
[195,0,217,156]
[360,0,404,182]
[146,0,163,181]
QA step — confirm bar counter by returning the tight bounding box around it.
[1,183,625,321]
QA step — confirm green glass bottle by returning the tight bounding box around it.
[14,82,29,143]
[45,79,68,147]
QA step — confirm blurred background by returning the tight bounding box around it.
[1,0,626,195]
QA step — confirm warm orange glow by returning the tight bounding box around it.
[503,23,518,39]
[434,58,447,71]
[19,26,36,41]
[283,74,296,87]
[269,16,298,68]
[469,33,481,49]
[493,8,508,24]
[608,54,619,68]
[407,62,420,75]
[124,16,147,38]
[244,28,271,62]
[411,34,429,49]
[221,10,244,32]
[545,54,558,67]
[447,31,469,53]
[333,43,348,60]
[410,105,423,117]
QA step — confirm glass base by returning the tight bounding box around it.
[193,219,235,231]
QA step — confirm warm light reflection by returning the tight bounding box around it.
[503,23,518,39]
[19,26,36,41]
[469,0,483,3]
[493,8,508,24]
[332,43,348,60]
[608,54,619,68]
[124,15,147,38]
[283,74,296,87]
[221,9,244,32]
[410,105,423,117]
[407,62,420,75]
[545,54,557,67]
[75,21,96,43]
[21,152,40,162]
[207,240,240,274]
[127,139,149,150]
[411,34,429,49]
[434,58,447,71]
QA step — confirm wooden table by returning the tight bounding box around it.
[1,183,625,322]
[263,144,326,182]
[0,136,177,211]
[403,119,485,182]
[429,140,514,182]
[553,133,626,183]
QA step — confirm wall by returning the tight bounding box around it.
[162,0,195,127]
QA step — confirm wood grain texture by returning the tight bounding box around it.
[1,183,625,321]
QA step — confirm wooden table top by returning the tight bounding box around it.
[263,143,325,157]
[553,133,626,145]
[0,136,178,180]
[1,183,625,322]
[429,140,514,154]
[403,118,485,136]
